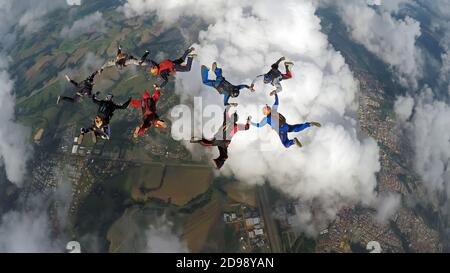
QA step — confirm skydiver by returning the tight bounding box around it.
[251,57,294,95]
[201,62,254,106]
[148,47,197,88]
[100,45,150,71]
[130,85,167,138]
[190,105,250,169]
[250,93,321,148]
[79,93,131,144]
[57,70,100,104]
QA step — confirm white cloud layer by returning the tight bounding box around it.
[395,90,450,212]
[60,11,106,38]
[394,95,415,123]
[375,192,401,224]
[321,0,423,88]
[145,216,188,253]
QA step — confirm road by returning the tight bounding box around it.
[257,184,283,253]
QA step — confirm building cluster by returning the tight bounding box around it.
[223,204,269,252]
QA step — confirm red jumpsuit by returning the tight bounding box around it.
[130,87,163,136]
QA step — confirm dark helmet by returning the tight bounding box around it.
[263,74,271,84]
[231,89,240,98]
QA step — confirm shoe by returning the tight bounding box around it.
[65,75,71,82]
[211,158,225,169]
[294,138,303,148]
[56,96,61,105]
[310,121,321,127]
[133,127,140,138]
[211,159,218,169]
[212,62,217,71]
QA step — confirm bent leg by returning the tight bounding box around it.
[173,57,192,72]
[172,48,190,65]
[282,64,292,80]
[201,65,215,87]
[180,56,193,72]
[138,116,152,136]
[213,145,229,169]
[279,132,294,148]
[288,122,311,133]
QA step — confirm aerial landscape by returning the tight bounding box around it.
[0,0,449,255]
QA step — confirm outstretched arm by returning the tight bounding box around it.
[65,75,79,87]
[251,75,264,88]
[87,70,99,82]
[237,84,251,90]
[223,94,231,106]
[237,116,251,131]
[115,97,132,109]
[101,59,116,70]
[250,117,268,128]
[272,93,279,112]
[129,99,142,108]
[124,59,141,66]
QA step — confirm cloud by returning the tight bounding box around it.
[0,60,32,186]
[123,0,381,234]
[321,0,423,88]
[394,95,415,122]
[144,216,188,253]
[410,90,450,196]
[0,193,66,253]
[0,0,69,35]
[0,0,77,253]
[0,0,76,188]
[375,192,401,224]
[0,165,79,253]
[0,209,56,252]
[60,11,106,39]
[120,0,227,25]
[66,0,82,6]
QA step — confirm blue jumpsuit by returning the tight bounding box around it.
[251,94,311,148]
[201,65,250,105]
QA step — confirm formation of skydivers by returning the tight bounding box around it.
[57,45,321,169]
